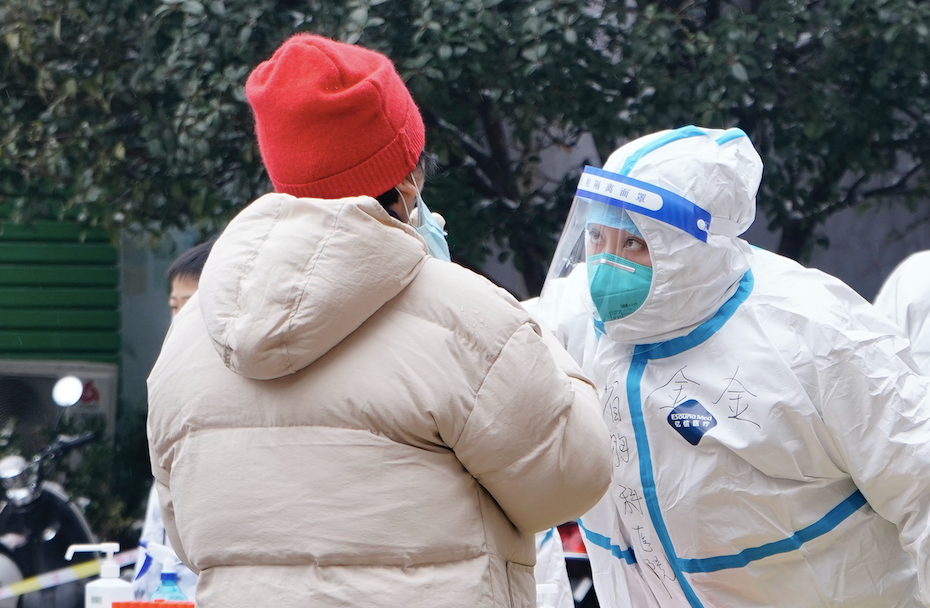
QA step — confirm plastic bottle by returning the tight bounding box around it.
[145,543,188,601]
[65,542,134,608]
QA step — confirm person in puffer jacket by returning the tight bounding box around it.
[146,33,612,608]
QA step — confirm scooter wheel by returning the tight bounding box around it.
[0,544,23,608]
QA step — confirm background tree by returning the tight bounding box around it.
[1,0,630,294]
[4,0,930,288]
[612,0,930,259]
[0,0,288,232]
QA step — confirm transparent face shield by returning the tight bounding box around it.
[541,166,713,322]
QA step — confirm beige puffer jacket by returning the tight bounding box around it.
[147,193,611,608]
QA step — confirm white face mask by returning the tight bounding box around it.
[397,177,451,262]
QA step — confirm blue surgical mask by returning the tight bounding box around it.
[399,180,451,262]
[414,192,451,262]
[587,253,652,321]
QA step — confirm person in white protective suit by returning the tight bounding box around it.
[535,528,574,608]
[531,125,930,608]
[874,250,930,373]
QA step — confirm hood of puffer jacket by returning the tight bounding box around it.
[198,192,428,380]
[601,126,763,344]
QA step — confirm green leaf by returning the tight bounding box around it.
[4,32,20,52]
[730,61,748,82]
[181,0,204,15]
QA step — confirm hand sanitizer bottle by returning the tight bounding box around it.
[146,542,188,601]
[65,542,134,608]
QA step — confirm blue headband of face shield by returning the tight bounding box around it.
[576,166,711,242]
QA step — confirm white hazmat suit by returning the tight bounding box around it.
[533,126,930,608]
[534,528,574,608]
[874,250,930,374]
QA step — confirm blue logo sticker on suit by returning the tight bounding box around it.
[668,399,717,445]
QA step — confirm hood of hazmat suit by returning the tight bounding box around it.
[538,125,759,346]
[534,126,930,608]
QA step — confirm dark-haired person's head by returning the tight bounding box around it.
[168,239,215,316]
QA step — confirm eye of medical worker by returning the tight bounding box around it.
[623,235,647,254]
[586,226,606,249]
[586,225,648,259]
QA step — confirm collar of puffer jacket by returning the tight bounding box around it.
[198,192,428,380]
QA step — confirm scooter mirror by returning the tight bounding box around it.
[0,455,38,505]
[0,456,27,483]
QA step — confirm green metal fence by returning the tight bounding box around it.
[0,222,120,363]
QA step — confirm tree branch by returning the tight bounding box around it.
[420,108,491,164]
[860,162,924,199]
[420,108,516,200]
[839,172,871,207]
[476,96,520,200]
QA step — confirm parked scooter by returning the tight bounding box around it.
[0,432,97,608]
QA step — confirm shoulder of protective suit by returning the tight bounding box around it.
[387,257,538,357]
[747,247,901,343]
[875,250,930,318]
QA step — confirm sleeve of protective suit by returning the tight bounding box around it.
[451,321,612,535]
[132,485,165,598]
[819,327,930,606]
[523,272,594,367]
[535,528,575,608]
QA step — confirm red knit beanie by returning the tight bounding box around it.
[245,34,425,200]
